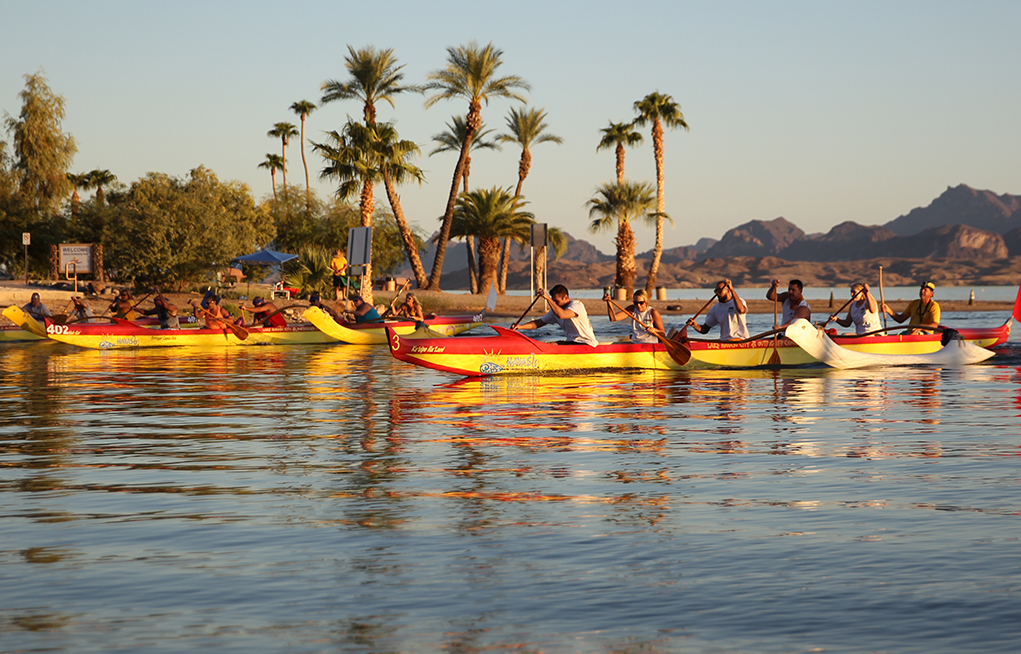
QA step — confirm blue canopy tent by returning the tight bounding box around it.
[230,249,298,297]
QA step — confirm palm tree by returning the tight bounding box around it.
[86,169,116,206]
[258,153,284,202]
[597,120,643,185]
[430,115,501,293]
[449,187,534,295]
[633,92,689,295]
[67,172,89,218]
[321,45,421,126]
[496,106,563,294]
[290,100,317,209]
[267,122,298,196]
[533,226,568,292]
[423,41,529,291]
[374,123,428,289]
[587,180,656,295]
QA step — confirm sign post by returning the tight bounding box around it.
[22,233,30,284]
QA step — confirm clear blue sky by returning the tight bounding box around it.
[3,0,1019,254]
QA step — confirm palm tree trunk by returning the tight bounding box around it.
[500,150,530,294]
[615,144,625,185]
[71,189,80,219]
[270,169,278,203]
[477,236,502,296]
[618,221,636,295]
[359,180,374,304]
[645,118,665,295]
[281,140,288,196]
[462,165,478,294]
[382,170,427,289]
[300,116,310,210]
[426,102,479,291]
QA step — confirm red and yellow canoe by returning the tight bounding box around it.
[388,317,1012,377]
[302,306,487,344]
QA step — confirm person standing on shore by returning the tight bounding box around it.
[686,279,749,340]
[330,249,348,301]
[882,281,941,335]
[767,279,811,330]
[513,284,598,346]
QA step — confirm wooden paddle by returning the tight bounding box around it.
[188,299,249,340]
[380,279,413,319]
[768,283,781,365]
[879,265,888,330]
[511,292,545,329]
[607,297,691,366]
[822,286,866,328]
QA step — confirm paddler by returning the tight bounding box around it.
[685,279,749,340]
[882,280,941,335]
[512,284,598,346]
[140,288,179,329]
[66,296,94,322]
[767,279,811,330]
[195,294,229,330]
[108,289,137,320]
[308,293,343,322]
[603,288,664,343]
[240,297,287,327]
[22,292,52,320]
[351,295,382,323]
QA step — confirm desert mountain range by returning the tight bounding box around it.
[419,184,1021,289]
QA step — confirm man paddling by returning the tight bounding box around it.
[240,297,286,327]
[686,279,749,340]
[767,279,811,330]
[141,288,179,329]
[882,280,941,335]
[512,284,598,346]
[22,292,52,320]
[309,293,343,322]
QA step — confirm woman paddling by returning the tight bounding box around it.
[603,289,665,343]
[829,283,881,335]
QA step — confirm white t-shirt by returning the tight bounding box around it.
[540,299,598,346]
[630,306,658,343]
[849,301,882,335]
[704,299,750,340]
[783,297,811,325]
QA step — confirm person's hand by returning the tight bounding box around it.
[771,279,780,288]
[602,293,611,302]
[829,314,838,323]
[863,284,870,293]
[686,318,697,327]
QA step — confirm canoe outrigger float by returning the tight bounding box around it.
[302,306,487,344]
[387,288,1019,376]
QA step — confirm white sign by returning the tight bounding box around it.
[59,243,93,274]
[22,232,30,245]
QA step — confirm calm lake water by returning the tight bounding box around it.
[3,311,1021,653]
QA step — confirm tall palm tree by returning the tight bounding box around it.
[67,172,89,218]
[597,120,643,185]
[634,92,689,295]
[587,180,656,295]
[321,45,421,126]
[533,226,568,292]
[374,123,428,289]
[430,115,501,293]
[267,122,298,196]
[258,153,284,203]
[423,41,529,291]
[86,169,116,206]
[449,187,534,295]
[496,106,563,294]
[290,100,317,209]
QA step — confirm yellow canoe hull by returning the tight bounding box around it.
[303,306,484,344]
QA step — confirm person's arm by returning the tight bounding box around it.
[863,285,878,315]
[831,313,852,328]
[882,303,908,324]
[513,316,548,331]
[731,288,748,315]
[685,318,709,335]
[649,307,666,334]
[543,292,577,321]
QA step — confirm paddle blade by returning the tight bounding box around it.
[229,322,249,340]
[658,334,691,367]
[768,337,781,366]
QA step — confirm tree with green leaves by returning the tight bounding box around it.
[597,120,643,185]
[449,187,534,295]
[321,45,421,126]
[4,72,77,215]
[86,169,116,206]
[430,115,501,293]
[496,106,562,293]
[100,166,274,286]
[290,100,317,209]
[634,92,688,295]
[258,153,284,202]
[267,122,298,196]
[423,41,529,291]
[587,180,656,295]
[373,122,428,289]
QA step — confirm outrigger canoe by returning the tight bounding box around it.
[3,305,335,349]
[387,304,1015,376]
[303,306,488,345]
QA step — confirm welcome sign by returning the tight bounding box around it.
[60,244,93,273]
